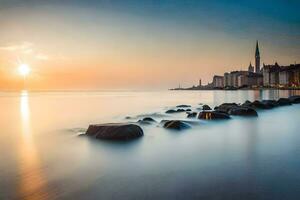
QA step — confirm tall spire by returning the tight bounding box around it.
[255,40,261,73]
[255,40,260,57]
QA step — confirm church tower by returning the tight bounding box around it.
[255,40,260,73]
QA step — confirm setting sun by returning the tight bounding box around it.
[18,64,30,77]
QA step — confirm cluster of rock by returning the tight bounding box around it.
[85,96,300,140]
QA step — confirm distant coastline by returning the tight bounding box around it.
[169,86,300,91]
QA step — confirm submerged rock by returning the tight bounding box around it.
[142,117,156,122]
[202,104,212,110]
[198,111,230,120]
[229,107,258,117]
[166,108,190,114]
[163,120,191,130]
[277,98,292,106]
[289,95,300,104]
[176,104,191,108]
[187,112,198,118]
[166,109,177,114]
[86,123,143,140]
[137,117,156,125]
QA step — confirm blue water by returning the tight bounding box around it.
[0,90,299,199]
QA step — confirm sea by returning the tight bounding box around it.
[0,89,300,200]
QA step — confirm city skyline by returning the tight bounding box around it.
[0,0,299,90]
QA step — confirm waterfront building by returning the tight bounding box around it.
[224,72,230,87]
[213,75,224,88]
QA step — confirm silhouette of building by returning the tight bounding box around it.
[255,40,261,73]
[248,62,254,73]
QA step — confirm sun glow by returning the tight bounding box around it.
[18,64,30,77]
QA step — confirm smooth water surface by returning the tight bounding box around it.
[0,90,300,200]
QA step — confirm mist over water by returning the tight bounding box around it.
[0,90,300,200]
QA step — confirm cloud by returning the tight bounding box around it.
[0,41,50,61]
[0,42,33,52]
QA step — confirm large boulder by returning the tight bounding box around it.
[229,107,258,117]
[289,95,300,104]
[86,123,143,140]
[202,104,212,110]
[163,120,191,130]
[277,98,292,106]
[198,111,230,120]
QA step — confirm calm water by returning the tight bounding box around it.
[0,90,300,200]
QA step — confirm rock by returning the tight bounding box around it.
[86,123,143,140]
[261,100,278,108]
[166,109,177,114]
[214,103,238,113]
[176,105,191,108]
[277,98,292,106]
[242,100,252,107]
[229,107,258,117]
[137,117,156,125]
[289,95,300,104]
[202,104,212,110]
[166,108,189,114]
[142,117,156,122]
[163,120,190,130]
[251,100,272,109]
[176,108,186,112]
[198,111,230,120]
[186,108,192,111]
[187,112,198,118]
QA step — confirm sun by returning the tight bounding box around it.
[18,64,30,77]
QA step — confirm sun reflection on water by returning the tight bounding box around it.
[18,90,50,200]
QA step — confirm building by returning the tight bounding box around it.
[213,75,224,88]
[247,72,263,87]
[248,62,254,73]
[224,72,230,87]
[255,40,261,73]
[263,63,300,87]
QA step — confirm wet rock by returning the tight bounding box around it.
[251,100,272,109]
[137,117,156,125]
[176,105,191,108]
[86,123,143,140]
[261,100,278,108]
[229,107,258,117]
[187,112,198,118]
[289,95,300,104]
[142,117,156,122]
[166,109,177,114]
[242,100,252,107]
[202,105,212,110]
[163,120,191,130]
[186,108,192,112]
[166,108,190,114]
[214,103,238,114]
[198,111,230,120]
[277,98,292,106]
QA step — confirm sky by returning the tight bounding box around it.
[0,0,299,90]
